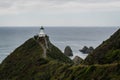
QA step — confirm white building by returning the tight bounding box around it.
[39,26,46,37]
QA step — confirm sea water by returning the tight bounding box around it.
[0,27,119,63]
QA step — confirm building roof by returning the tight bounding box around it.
[40,26,44,30]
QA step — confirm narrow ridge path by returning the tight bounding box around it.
[39,42,46,58]
[33,37,47,58]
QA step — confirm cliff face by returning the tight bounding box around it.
[0,36,72,79]
[85,28,120,64]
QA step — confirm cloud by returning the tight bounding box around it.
[39,0,120,3]
[0,0,120,26]
[0,0,120,15]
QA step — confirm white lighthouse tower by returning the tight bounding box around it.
[39,26,46,37]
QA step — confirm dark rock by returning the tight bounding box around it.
[86,47,94,53]
[79,46,88,53]
[73,56,83,64]
[80,46,88,53]
[64,46,73,56]
[80,46,94,54]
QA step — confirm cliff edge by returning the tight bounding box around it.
[85,28,120,64]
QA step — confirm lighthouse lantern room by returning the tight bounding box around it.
[39,26,46,37]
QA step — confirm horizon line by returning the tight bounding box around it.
[0,26,119,28]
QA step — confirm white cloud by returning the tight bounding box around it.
[0,0,120,15]
[0,0,120,26]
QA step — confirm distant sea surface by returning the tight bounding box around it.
[0,27,119,63]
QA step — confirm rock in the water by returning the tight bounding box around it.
[64,46,73,56]
[80,46,94,54]
[86,46,94,53]
[79,46,88,53]
[73,56,83,64]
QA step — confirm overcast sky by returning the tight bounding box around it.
[0,0,120,27]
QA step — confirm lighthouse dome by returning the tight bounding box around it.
[39,26,46,37]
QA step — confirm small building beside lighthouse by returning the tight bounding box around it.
[39,26,46,37]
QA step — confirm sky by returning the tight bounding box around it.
[0,0,120,27]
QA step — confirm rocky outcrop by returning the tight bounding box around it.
[80,46,88,53]
[80,46,94,54]
[86,47,94,53]
[64,46,73,56]
[73,56,83,65]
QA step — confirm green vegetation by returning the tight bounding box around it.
[0,37,72,79]
[51,63,120,80]
[47,44,72,63]
[85,29,120,64]
[0,28,120,79]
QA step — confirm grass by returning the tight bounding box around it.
[1,29,120,80]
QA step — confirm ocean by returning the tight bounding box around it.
[0,27,119,63]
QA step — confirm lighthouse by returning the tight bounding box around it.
[39,26,46,37]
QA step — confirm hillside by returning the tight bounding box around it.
[0,36,72,79]
[51,63,120,80]
[0,28,120,80]
[85,28,120,64]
